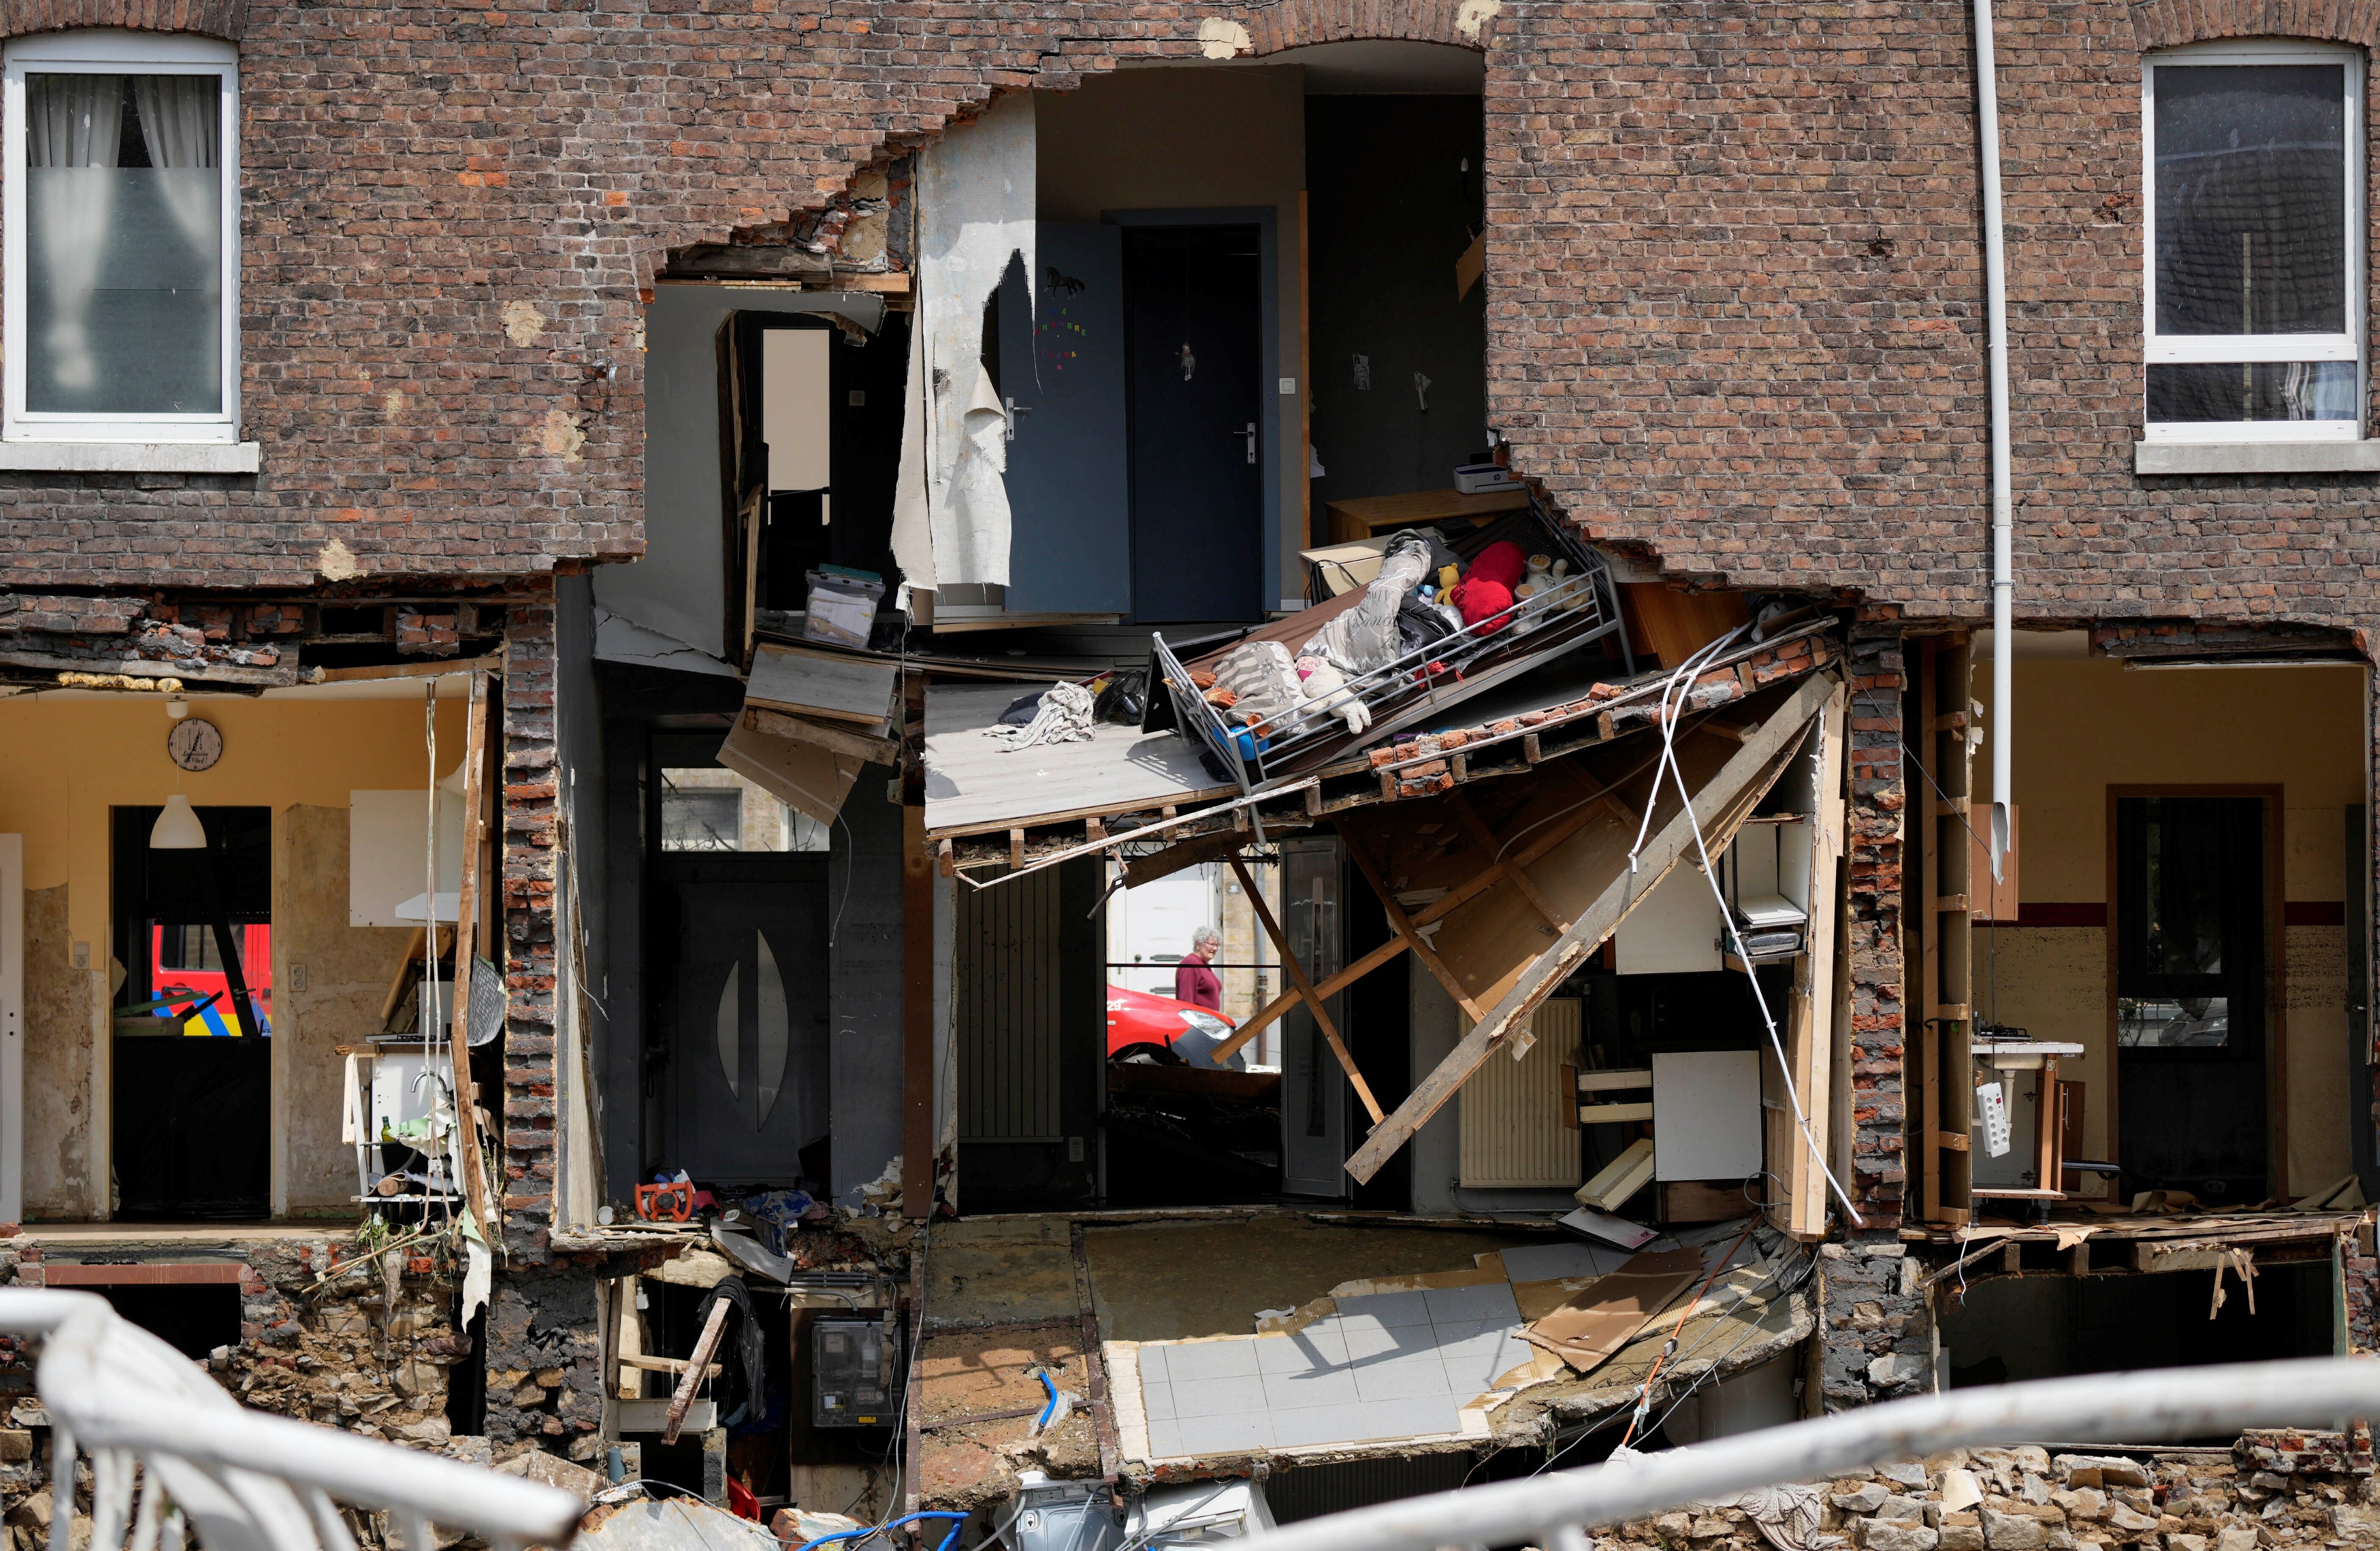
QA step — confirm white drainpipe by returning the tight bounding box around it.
[1974,0,2013,881]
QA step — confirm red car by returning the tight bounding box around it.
[1105,983,1244,1071]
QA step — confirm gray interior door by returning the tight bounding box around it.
[663,855,829,1184]
[999,223,1130,615]
[1279,837,1350,1198]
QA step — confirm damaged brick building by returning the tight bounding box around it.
[0,0,2376,1538]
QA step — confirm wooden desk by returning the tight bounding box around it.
[1324,487,1528,544]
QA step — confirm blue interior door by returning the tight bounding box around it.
[999,224,1131,615]
[1124,223,1265,624]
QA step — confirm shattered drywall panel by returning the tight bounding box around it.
[22,886,92,1221]
[890,91,1034,596]
[2287,925,2351,1195]
[278,804,420,1215]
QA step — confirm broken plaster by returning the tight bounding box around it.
[317,538,365,582]
[501,300,548,348]
[539,409,587,463]
[1456,0,1500,41]
[1196,17,1250,58]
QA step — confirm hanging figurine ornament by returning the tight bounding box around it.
[1180,342,1197,381]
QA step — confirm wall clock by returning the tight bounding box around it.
[167,717,223,772]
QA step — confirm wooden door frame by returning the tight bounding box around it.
[2103,783,2288,1199]
[0,835,19,1226]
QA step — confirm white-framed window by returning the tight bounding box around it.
[2143,43,2363,443]
[2,31,239,445]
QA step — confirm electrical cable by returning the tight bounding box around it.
[1627,631,1863,1229]
[1525,1242,1814,1476]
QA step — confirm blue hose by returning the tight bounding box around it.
[795,1509,968,1551]
[1032,1368,1061,1431]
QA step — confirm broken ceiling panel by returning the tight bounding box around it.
[890,91,1036,597]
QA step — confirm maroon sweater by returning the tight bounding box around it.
[1175,956,1222,1011]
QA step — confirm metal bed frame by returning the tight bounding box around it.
[1153,506,1633,802]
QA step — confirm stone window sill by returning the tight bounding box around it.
[0,441,261,474]
[2135,440,2380,475]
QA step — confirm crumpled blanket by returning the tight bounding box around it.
[987,680,1095,750]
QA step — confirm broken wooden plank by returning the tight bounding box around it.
[746,703,902,765]
[1578,1068,1653,1092]
[1769,680,1846,1240]
[1229,855,1384,1124]
[747,640,899,729]
[1340,831,1485,1024]
[663,1295,735,1445]
[1450,793,1569,933]
[446,671,500,1234]
[1578,1101,1654,1124]
[1341,672,1835,1185]
[1210,758,1636,1063]
[1576,1136,1656,1211]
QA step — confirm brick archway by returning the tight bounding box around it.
[0,0,245,43]
[1240,0,1494,58]
[2130,0,2380,50]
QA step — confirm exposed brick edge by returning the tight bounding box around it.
[2129,0,2380,49]
[500,585,561,1265]
[1846,628,1907,1220]
[634,0,1482,295]
[1244,0,1488,55]
[0,0,244,42]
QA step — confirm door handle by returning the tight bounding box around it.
[1233,422,1256,464]
[1004,397,1031,417]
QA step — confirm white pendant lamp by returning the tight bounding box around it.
[150,794,207,850]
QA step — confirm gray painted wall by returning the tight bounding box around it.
[829,767,907,1198]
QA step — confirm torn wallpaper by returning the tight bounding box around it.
[890,90,1035,600]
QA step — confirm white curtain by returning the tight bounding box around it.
[26,75,121,399]
[131,75,217,168]
[28,73,122,168]
[131,74,220,252]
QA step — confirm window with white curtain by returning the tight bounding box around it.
[3,32,239,445]
[2144,44,2364,442]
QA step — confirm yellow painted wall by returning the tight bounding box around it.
[0,689,464,1219]
[1971,658,2368,1198]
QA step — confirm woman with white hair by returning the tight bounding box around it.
[1175,925,1223,1012]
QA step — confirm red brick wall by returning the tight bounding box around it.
[7,0,2380,627]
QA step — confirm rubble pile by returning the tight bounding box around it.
[1594,1434,2380,1551]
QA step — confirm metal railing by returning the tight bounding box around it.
[1244,1355,2380,1551]
[1156,544,1627,800]
[0,1290,582,1551]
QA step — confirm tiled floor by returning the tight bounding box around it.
[1140,1281,1534,1458]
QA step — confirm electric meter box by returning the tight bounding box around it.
[812,1316,900,1428]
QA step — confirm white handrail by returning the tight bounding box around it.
[1246,1355,2380,1551]
[0,1290,582,1551]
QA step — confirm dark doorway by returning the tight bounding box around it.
[111,805,272,1220]
[2116,794,2270,1203]
[1124,222,1264,624]
[1305,93,1488,504]
[88,1284,242,1358]
[1939,1260,2333,1394]
[648,734,832,1191]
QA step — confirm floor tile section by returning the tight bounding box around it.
[1137,1282,1534,1457]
